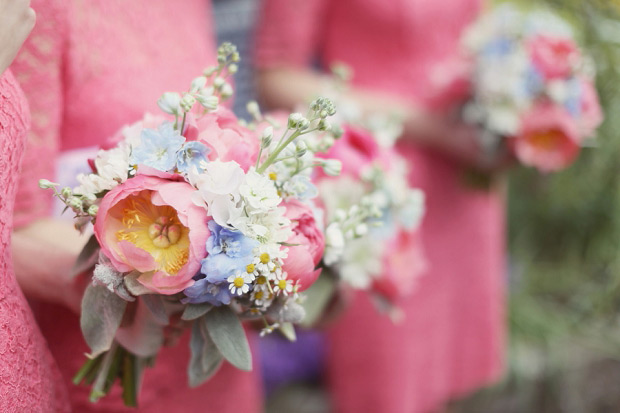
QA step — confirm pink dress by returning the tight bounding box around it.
[0,70,70,412]
[256,1,505,412]
[11,1,262,411]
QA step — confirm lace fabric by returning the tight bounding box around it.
[0,70,70,412]
[10,1,263,411]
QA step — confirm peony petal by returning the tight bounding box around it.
[117,241,158,273]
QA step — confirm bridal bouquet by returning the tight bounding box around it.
[39,43,346,406]
[452,5,603,172]
[291,73,426,323]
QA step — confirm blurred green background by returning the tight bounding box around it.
[454,1,620,412]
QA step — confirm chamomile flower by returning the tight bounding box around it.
[227,272,255,296]
[273,272,293,296]
[251,288,274,308]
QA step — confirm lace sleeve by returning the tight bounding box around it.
[11,0,69,229]
[255,0,329,69]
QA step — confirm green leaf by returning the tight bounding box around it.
[300,273,336,327]
[124,272,154,296]
[81,284,127,357]
[141,295,168,324]
[205,306,252,371]
[72,235,100,277]
[188,317,223,387]
[181,303,213,321]
[278,322,297,341]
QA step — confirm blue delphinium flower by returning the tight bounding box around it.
[182,275,232,306]
[131,122,185,172]
[201,221,258,283]
[176,141,210,174]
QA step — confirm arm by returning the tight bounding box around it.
[0,0,36,74]
[256,67,483,166]
[11,0,87,313]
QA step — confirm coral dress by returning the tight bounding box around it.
[256,0,505,412]
[0,70,70,412]
[11,1,262,411]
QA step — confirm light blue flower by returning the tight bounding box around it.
[564,77,582,117]
[131,122,185,172]
[182,276,232,306]
[201,221,258,283]
[176,141,210,174]
[482,37,514,58]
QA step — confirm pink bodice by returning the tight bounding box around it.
[257,1,505,412]
[0,70,70,411]
[11,1,262,411]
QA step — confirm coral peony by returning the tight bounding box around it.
[94,170,209,294]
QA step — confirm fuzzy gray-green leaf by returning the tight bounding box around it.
[80,284,127,357]
[181,303,213,321]
[205,306,252,371]
[188,317,223,387]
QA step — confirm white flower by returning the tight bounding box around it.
[227,271,255,296]
[273,272,293,296]
[239,170,281,213]
[188,160,245,227]
[339,237,384,290]
[324,223,345,265]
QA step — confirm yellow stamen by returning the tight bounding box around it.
[260,253,270,264]
[268,172,277,181]
[256,276,267,285]
[277,280,287,290]
[246,263,255,273]
[233,277,245,288]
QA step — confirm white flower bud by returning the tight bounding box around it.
[38,179,59,189]
[295,141,308,157]
[299,119,311,131]
[247,101,261,118]
[190,76,207,93]
[180,93,196,112]
[88,204,99,216]
[220,83,233,99]
[261,126,273,148]
[228,64,238,74]
[68,197,83,210]
[157,92,182,115]
[288,113,304,129]
[61,187,73,198]
[213,77,225,89]
[322,159,342,176]
[196,93,219,110]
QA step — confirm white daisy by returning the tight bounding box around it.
[227,272,255,296]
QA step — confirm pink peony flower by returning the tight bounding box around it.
[512,102,581,172]
[372,230,426,303]
[94,170,209,295]
[324,126,382,178]
[529,34,580,80]
[281,200,325,291]
[577,77,603,137]
[184,107,260,171]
